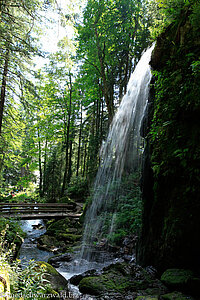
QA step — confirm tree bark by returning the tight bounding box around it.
[95,28,114,122]
[76,104,82,177]
[61,74,72,196]
[0,48,9,136]
[42,138,48,196]
[67,139,73,183]
[37,128,43,196]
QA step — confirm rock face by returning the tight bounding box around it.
[137,7,200,274]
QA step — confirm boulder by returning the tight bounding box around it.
[37,235,59,252]
[161,291,194,300]
[78,262,166,297]
[161,269,194,290]
[36,261,69,293]
[135,297,159,300]
[48,253,73,267]
[70,269,100,286]
[32,223,44,230]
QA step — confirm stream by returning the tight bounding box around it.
[19,219,52,264]
[19,219,114,300]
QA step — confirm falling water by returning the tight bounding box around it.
[81,44,155,261]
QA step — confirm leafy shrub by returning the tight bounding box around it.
[0,223,53,299]
[106,173,142,245]
[85,172,142,246]
[11,260,51,298]
[66,176,89,200]
[0,218,26,259]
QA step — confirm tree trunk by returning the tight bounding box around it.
[82,142,87,178]
[0,48,9,136]
[61,74,72,196]
[95,28,114,122]
[42,139,48,196]
[37,128,43,196]
[76,104,82,177]
[67,139,73,183]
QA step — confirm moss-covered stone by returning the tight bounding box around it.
[135,297,159,300]
[57,233,81,243]
[78,262,167,297]
[79,276,106,296]
[161,269,194,289]
[36,261,69,293]
[79,273,134,296]
[161,292,194,300]
[46,218,70,235]
[37,234,59,251]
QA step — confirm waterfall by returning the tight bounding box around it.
[81,44,155,261]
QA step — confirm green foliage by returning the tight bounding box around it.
[189,1,200,30]
[0,218,26,258]
[66,175,89,199]
[77,0,150,119]
[87,172,142,245]
[46,218,70,235]
[145,5,200,269]
[150,32,200,180]
[107,173,142,245]
[148,0,200,38]
[11,260,51,298]
[0,218,55,299]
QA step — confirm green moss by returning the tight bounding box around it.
[161,292,194,300]
[161,269,194,288]
[36,262,69,293]
[78,263,153,296]
[58,233,81,242]
[0,218,26,257]
[37,234,58,248]
[37,261,60,275]
[139,8,200,272]
[135,297,159,300]
[79,273,133,296]
[79,276,105,295]
[46,218,69,235]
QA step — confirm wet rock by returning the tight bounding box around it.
[135,297,159,300]
[46,218,70,235]
[161,291,195,300]
[32,223,44,230]
[49,261,60,268]
[57,233,82,243]
[70,269,100,286]
[79,276,108,296]
[161,269,194,291]
[36,261,69,293]
[48,253,73,267]
[37,234,59,252]
[123,254,134,262]
[78,261,166,297]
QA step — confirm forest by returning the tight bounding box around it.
[0,0,200,299]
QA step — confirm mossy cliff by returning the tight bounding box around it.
[137,5,200,273]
